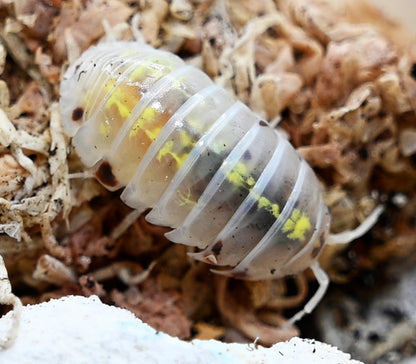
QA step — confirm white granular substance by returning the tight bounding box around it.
[0,295,362,364]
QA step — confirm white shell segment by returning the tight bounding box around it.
[188,133,291,266]
[224,161,322,279]
[61,42,159,137]
[165,119,278,248]
[145,101,258,230]
[60,41,331,281]
[103,65,213,188]
[120,85,234,210]
[72,51,174,167]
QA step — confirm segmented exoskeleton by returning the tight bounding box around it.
[60,41,333,324]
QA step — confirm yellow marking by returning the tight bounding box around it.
[129,57,175,82]
[176,187,196,207]
[257,196,280,218]
[227,162,249,188]
[179,130,194,148]
[105,80,136,118]
[156,139,190,167]
[258,196,269,209]
[111,97,131,118]
[282,209,311,241]
[156,129,197,167]
[145,126,162,141]
[130,64,150,81]
[171,152,188,167]
[246,176,256,187]
[224,162,280,218]
[130,106,157,137]
[234,163,248,176]
[227,170,245,188]
[99,121,111,137]
[270,204,280,218]
[147,114,311,237]
[157,140,174,161]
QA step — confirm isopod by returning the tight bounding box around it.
[60,41,339,324]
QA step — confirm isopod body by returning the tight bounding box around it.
[60,41,331,284]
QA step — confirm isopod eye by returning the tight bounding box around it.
[72,107,84,121]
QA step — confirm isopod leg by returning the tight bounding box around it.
[110,208,145,240]
[328,205,384,245]
[284,261,329,327]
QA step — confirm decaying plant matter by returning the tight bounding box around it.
[0,0,415,348]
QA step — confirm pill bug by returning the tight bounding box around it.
[60,41,332,322]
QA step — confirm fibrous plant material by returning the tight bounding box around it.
[0,0,415,349]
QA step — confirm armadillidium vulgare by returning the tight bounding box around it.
[60,41,333,323]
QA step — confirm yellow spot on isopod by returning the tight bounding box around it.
[112,98,131,118]
[176,187,196,207]
[282,209,311,241]
[270,204,280,218]
[179,130,194,148]
[157,140,174,161]
[129,57,175,82]
[257,196,280,218]
[105,80,137,118]
[157,140,189,167]
[99,121,111,137]
[227,163,249,188]
[246,176,256,187]
[171,152,189,167]
[130,64,150,81]
[145,126,162,141]
[258,196,269,209]
[129,106,158,138]
[227,171,244,188]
